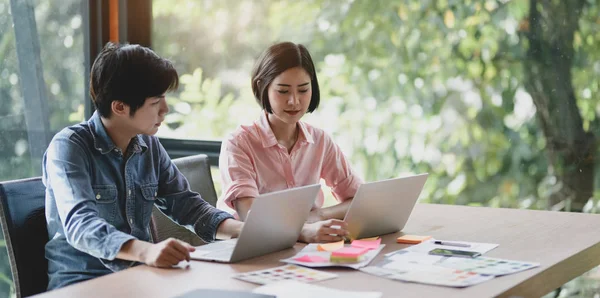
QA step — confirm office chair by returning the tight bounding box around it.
[0,177,48,297]
[150,154,219,246]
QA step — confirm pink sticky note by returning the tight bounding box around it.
[293,255,329,263]
[351,238,382,250]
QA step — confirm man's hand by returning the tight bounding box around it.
[216,218,244,239]
[139,238,195,267]
[299,219,348,243]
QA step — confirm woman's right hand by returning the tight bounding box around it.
[299,219,348,243]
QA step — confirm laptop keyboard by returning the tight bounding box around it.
[204,249,234,260]
[202,239,236,250]
[193,239,237,260]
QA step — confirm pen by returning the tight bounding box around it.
[434,240,471,248]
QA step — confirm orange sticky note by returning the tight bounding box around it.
[317,240,344,252]
[351,238,382,250]
[358,236,380,241]
[396,235,432,244]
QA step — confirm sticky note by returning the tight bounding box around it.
[330,255,364,263]
[359,236,380,241]
[396,235,432,244]
[317,240,344,252]
[293,255,329,263]
[330,247,369,263]
[331,247,369,258]
[351,238,382,250]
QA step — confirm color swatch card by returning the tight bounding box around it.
[233,265,338,285]
[281,244,385,269]
[437,256,540,276]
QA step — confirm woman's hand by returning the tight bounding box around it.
[306,208,324,223]
[299,219,348,243]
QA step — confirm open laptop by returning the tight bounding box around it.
[344,173,428,240]
[190,184,320,263]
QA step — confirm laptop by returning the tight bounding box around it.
[190,184,320,263]
[344,173,428,240]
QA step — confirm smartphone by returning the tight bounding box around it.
[428,248,481,258]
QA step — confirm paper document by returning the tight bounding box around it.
[362,239,539,288]
[437,256,540,276]
[386,239,498,257]
[387,250,446,265]
[361,264,494,287]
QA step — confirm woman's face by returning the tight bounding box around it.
[267,67,312,126]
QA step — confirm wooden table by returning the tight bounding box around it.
[34,204,600,298]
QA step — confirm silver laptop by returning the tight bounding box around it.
[344,173,428,240]
[190,184,320,263]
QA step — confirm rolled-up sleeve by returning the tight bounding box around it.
[45,133,135,261]
[219,136,260,209]
[156,141,233,243]
[320,133,363,202]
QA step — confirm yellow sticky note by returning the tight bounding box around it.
[317,240,344,252]
[358,236,380,241]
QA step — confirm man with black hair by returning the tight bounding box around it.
[43,42,243,290]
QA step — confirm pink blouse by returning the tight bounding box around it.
[219,112,363,211]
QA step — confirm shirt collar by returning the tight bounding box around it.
[256,112,314,148]
[89,111,148,155]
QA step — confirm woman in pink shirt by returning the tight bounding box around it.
[219,42,363,243]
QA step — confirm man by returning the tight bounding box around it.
[43,42,243,290]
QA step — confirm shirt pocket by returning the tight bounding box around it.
[91,185,118,223]
[140,183,159,224]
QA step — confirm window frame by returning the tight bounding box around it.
[85,0,221,166]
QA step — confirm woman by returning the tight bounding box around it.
[219,42,363,243]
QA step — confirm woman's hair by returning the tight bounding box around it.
[90,42,179,117]
[250,42,320,113]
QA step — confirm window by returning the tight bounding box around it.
[0,0,87,295]
[152,0,600,212]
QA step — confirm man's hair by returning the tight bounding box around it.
[251,42,320,113]
[90,42,179,117]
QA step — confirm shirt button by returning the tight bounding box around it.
[129,218,133,224]
[96,194,101,199]
[154,192,157,197]
[128,189,131,196]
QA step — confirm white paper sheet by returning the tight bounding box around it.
[385,239,498,257]
[253,280,382,298]
[388,250,446,265]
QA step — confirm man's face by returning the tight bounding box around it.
[125,95,169,136]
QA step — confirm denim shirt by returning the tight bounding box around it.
[43,111,233,290]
